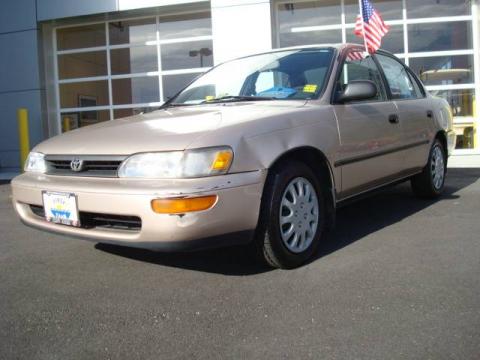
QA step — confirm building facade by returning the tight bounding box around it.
[1,0,479,176]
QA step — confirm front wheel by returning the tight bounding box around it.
[255,162,326,269]
[411,139,447,199]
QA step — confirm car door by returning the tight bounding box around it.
[333,49,403,199]
[375,53,432,172]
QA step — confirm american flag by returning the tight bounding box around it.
[354,0,390,53]
[347,50,366,62]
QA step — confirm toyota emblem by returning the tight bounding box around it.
[70,158,84,172]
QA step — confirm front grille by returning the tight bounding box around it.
[45,155,126,178]
[30,205,141,232]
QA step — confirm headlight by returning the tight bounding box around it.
[24,152,47,173]
[118,147,233,179]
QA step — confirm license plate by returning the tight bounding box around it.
[42,191,80,227]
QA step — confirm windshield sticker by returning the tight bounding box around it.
[205,95,215,101]
[303,84,318,93]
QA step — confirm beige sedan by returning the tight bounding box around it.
[12,44,455,268]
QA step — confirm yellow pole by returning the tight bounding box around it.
[63,116,71,132]
[17,108,30,170]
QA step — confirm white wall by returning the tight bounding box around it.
[211,0,273,64]
[119,0,208,11]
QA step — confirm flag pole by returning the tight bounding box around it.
[358,0,370,55]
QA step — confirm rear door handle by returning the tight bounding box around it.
[389,114,399,124]
[427,110,433,118]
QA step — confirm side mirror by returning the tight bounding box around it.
[337,80,378,103]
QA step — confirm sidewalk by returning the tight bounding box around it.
[448,154,480,168]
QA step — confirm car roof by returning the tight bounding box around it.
[236,43,395,60]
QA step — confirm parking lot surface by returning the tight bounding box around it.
[1,169,480,359]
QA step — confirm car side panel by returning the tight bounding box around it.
[431,96,456,156]
[188,105,342,197]
[333,101,404,198]
[394,98,433,171]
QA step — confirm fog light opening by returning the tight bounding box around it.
[151,195,218,214]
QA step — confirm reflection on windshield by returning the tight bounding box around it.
[169,48,334,105]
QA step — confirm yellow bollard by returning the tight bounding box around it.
[63,116,71,132]
[17,108,30,170]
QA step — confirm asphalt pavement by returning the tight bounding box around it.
[1,169,479,359]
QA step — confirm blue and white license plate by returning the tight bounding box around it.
[42,191,80,227]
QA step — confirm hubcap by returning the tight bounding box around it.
[431,146,445,190]
[279,177,319,254]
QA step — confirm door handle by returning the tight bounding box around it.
[388,114,399,124]
[427,110,433,118]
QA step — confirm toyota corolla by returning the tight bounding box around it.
[12,44,455,268]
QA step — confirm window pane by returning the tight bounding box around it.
[58,51,107,79]
[278,1,341,31]
[110,46,158,75]
[163,73,199,100]
[429,89,474,117]
[280,29,342,48]
[57,24,106,51]
[346,25,404,53]
[345,0,402,23]
[408,22,472,53]
[159,12,212,40]
[376,54,419,99]
[112,77,159,105]
[454,124,475,149]
[109,18,156,45]
[161,41,213,70]
[409,56,475,86]
[60,81,109,108]
[336,53,387,101]
[113,107,155,119]
[61,111,110,132]
[406,0,471,19]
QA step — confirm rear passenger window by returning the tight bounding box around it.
[376,54,420,100]
[407,71,425,97]
[336,50,387,102]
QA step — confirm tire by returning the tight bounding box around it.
[255,161,326,269]
[411,139,447,199]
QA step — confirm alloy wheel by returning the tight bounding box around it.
[431,146,445,190]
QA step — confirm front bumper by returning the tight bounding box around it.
[11,171,267,250]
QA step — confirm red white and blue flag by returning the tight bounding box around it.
[354,0,390,54]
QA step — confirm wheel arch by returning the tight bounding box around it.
[266,146,337,230]
[435,130,448,152]
[435,130,449,167]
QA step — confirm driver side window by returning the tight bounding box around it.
[336,51,387,102]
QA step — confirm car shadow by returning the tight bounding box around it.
[95,168,480,276]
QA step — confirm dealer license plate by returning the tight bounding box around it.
[42,191,80,227]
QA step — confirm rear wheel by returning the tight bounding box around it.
[255,162,326,269]
[411,139,446,199]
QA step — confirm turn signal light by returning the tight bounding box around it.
[151,195,218,214]
[211,150,233,172]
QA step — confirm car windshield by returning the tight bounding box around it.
[168,48,335,106]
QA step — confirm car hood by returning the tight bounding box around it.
[34,101,308,155]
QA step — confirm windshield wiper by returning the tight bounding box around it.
[200,95,276,104]
[161,103,199,109]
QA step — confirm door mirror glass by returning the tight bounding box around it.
[337,80,378,103]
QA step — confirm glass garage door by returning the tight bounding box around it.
[274,0,479,153]
[54,12,213,131]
